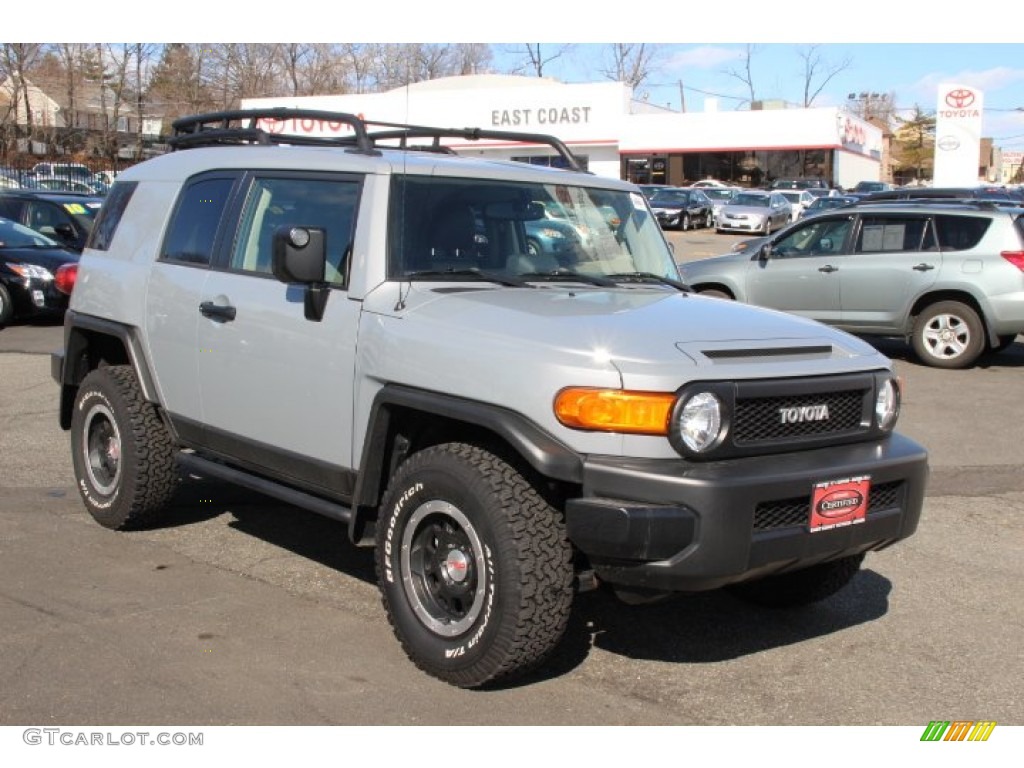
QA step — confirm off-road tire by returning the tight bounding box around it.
[70,365,179,530]
[912,300,985,369]
[727,553,865,609]
[375,442,574,688]
[0,284,13,326]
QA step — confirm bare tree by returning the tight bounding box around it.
[599,44,659,92]
[1,43,44,151]
[798,45,852,107]
[723,44,758,107]
[507,44,573,78]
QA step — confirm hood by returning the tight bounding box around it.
[361,281,890,393]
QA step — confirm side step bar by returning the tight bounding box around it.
[177,453,353,524]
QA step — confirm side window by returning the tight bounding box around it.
[773,216,852,257]
[856,216,931,253]
[228,176,358,286]
[934,215,991,251]
[0,198,22,222]
[87,181,137,251]
[25,201,70,237]
[160,176,235,266]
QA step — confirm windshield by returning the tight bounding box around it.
[650,190,691,204]
[388,175,678,282]
[732,193,770,207]
[0,217,61,248]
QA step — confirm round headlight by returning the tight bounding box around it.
[678,392,723,453]
[875,378,900,431]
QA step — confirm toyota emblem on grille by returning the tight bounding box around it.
[779,404,830,424]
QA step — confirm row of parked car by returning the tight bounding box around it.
[0,163,114,196]
[641,178,1024,237]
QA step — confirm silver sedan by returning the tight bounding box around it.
[715,191,792,235]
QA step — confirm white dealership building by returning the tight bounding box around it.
[243,74,883,189]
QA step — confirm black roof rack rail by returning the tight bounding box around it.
[850,198,1008,210]
[167,108,586,171]
[169,108,377,154]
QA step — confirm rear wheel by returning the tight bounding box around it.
[70,365,179,529]
[912,301,985,369]
[728,554,864,608]
[375,443,573,688]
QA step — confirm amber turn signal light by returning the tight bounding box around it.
[554,388,675,435]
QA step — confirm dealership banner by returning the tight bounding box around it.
[933,83,984,186]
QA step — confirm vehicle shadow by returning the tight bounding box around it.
[500,569,892,689]
[160,471,377,584]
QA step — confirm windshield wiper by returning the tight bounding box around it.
[405,268,533,287]
[519,269,618,287]
[606,272,692,292]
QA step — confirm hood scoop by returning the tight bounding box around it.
[677,338,845,364]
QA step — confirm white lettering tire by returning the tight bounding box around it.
[375,443,573,688]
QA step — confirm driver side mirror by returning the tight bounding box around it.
[54,223,76,243]
[758,242,772,262]
[272,226,330,323]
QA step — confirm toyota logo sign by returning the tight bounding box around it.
[945,88,976,109]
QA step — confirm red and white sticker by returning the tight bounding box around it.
[809,475,870,532]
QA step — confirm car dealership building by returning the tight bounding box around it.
[243,74,883,189]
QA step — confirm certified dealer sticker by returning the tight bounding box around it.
[809,476,870,532]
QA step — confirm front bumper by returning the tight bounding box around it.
[718,217,765,232]
[565,433,927,592]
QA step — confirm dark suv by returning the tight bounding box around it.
[0,190,103,252]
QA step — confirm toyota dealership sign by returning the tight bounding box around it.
[933,83,984,186]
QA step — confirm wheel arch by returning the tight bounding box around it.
[56,311,161,430]
[349,384,583,546]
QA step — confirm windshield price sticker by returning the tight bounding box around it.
[809,475,870,532]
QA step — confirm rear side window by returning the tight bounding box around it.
[88,181,137,251]
[934,215,991,251]
[855,216,935,253]
[160,176,235,265]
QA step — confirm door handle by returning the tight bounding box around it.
[818,265,839,273]
[912,263,935,272]
[199,301,237,321]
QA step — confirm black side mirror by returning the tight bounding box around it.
[271,226,330,322]
[758,243,772,262]
[55,223,76,242]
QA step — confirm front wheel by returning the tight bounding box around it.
[375,443,573,688]
[728,554,864,608]
[912,301,985,369]
[0,284,13,326]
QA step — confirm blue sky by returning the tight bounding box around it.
[20,0,1024,151]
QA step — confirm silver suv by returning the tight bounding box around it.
[51,109,928,688]
[682,201,1024,368]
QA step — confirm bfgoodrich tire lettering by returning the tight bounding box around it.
[727,553,865,608]
[70,365,179,529]
[375,442,573,688]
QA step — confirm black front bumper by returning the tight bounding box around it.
[565,433,928,592]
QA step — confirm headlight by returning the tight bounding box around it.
[677,392,723,453]
[7,263,54,280]
[875,377,901,431]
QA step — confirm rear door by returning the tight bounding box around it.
[838,213,940,332]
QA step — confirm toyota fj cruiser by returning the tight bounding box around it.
[52,109,928,688]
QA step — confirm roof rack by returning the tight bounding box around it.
[851,198,1010,210]
[168,108,586,172]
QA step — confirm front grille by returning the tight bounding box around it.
[753,480,904,532]
[734,388,868,444]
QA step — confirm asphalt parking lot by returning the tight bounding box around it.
[1,244,1022,728]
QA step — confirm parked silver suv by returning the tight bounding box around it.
[681,201,1024,368]
[51,109,928,688]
